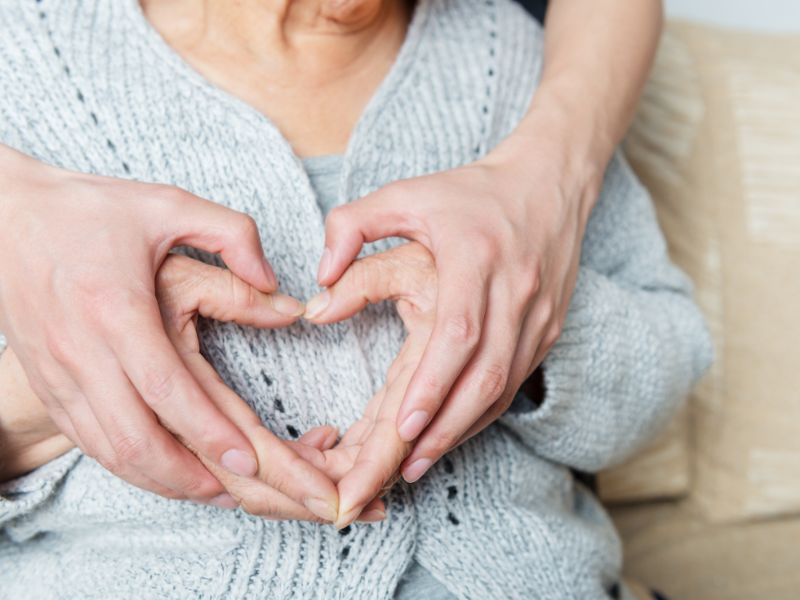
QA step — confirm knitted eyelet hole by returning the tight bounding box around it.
[447,486,457,500]
[36,0,131,176]
[262,372,274,387]
[608,582,620,599]
[443,458,454,474]
[341,546,350,558]
[274,397,285,413]
[287,426,300,438]
[338,525,352,536]
[475,1,497,158]
[447,512,459,525]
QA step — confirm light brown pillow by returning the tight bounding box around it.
[598,25,706,504]
[606,21,800,521]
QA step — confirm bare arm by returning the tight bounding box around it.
[501,0,664,202]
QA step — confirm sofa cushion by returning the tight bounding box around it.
[612,500,800,600]
[606,22,800,521]
[599,25,706,505]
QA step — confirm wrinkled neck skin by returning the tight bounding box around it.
[141,0,411,156]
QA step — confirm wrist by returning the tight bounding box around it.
[481,86,608,217]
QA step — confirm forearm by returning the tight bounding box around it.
[0,347,75,482]
[487,0,663,212]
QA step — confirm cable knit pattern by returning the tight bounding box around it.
[0,0,713,598]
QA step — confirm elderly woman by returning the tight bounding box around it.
[0,0,711,598]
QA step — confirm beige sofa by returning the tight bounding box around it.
[598,21,800,600]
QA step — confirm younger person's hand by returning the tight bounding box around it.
[0,144,278,503]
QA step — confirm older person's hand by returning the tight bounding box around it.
[305,241,438,528]
[0,144,280,506]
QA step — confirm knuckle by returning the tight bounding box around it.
[429,429,461,454]
[95,451,128,475]
[240,213,258,235]
[468,234,502,267]
[473,364,509,402]
[154,254,186,292]
[231,213,259,242]
[141,367,180,410]
[152,184,190,207]
[112,430,155,465]
[238,491,283,519]
[44,328,77,367]
[325,205,348,229]
[521,271,541,300]
[397,241,435,270]
[541,297,557,323]
[442,313,480,349]
[266,466,294,496]
[543,321,563,349]
[216,269,253,319]
[177,473,213,499]
[415,370,451,402]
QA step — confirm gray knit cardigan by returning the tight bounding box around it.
[0,0,713,597]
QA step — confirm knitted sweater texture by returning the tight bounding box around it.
[0,0,713,598]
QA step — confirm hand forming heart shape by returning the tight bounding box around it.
[156,242,437,527]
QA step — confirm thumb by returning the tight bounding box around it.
[159,187,279,293]
[318,182,428,287]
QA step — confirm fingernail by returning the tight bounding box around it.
[335,503,366,530]
[304,289,330,320]
[270,293,305,316]
[304,497,339,522]
[220,449,258,477]
[402,458,433,483]
[317,248,331,284]
[357,509,387,523]
[397,410,429,442]
[263,257,278,290]
[210,493,239,510]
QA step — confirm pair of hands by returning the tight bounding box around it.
[0,139,586,525]
[157,244,437,526]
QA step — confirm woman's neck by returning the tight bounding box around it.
[141,0,411,156]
